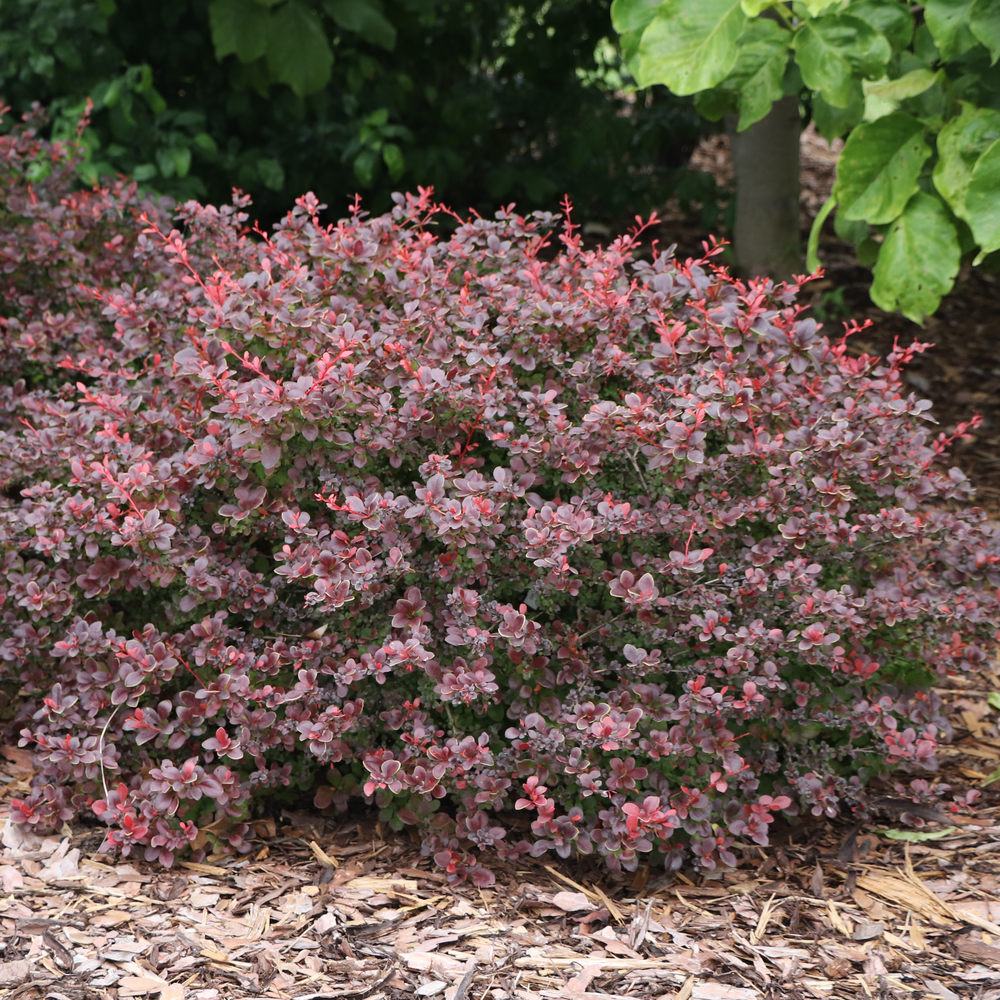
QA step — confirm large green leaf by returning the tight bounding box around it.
[325,0,396,50]
[862,69,939,121]
[967,138,1000,259]
[635,0,746,94]
[694,88,737,122]
[611,0,664,33]
[813,82,864,142]
[208,0,270,64]
[834,210,869,246]
[923,0,978,61]
[933,102,1000,226]
[792,15,891,108]
[267,1,334,96]
[870,192,961,322]
[845,1,914,52]
[834,112,930,223]
[382,142,405,180]
[863,69,939,103]
[971,0,1000,64]
[726,19,791,130]
[619,29,643,75]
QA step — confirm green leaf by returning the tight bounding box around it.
[208,0,270,63]
[79,161,115,185]
[173,147,192,178]
[726,19,791,131]
[812,82,864,142]
[864,69,939,103]
[619,29,643,75]
[353,147,378,185]
[382,142,405,180]
[913,24,941,64]
[792,15,891,108]
[856,235,880,265]
[54,40,83,71]
[133,163,157,182]
[985,764,1000,787]
[267,1,334,96]
[801,0,840,13]
[807,195,837,272]
[325,0,397,51]
[740,0,775,12]
[98,78,121,109]
[143,87,168,115]
[175,110,206,129]
[971,0,1000,65]
[257,157,285,190]
[845,1,914,52]
[156,147,177,178]
[125,64,153,93]
[782,58,803,95]
[25,161,52,183]
[635,0,747,95]
[834,211,869,245]
[863,69,940,122]
[881,826,957,842]
[967,138,1000,259]
[194,132,219,154]
[834,112,930,223]
[988,691,1000,710]
[694,88,737,121]
[933,102,1000,226]
[611,0,664,33]
[923,0,978,61]
[870,191,961,322]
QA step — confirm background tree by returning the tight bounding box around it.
[0,0,711,225]
[611,0,1000,322]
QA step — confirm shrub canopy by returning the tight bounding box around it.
[1,116,995,878]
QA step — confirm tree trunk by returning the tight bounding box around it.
[727,95,802,281]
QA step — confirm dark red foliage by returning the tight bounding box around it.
[1,112,996,878]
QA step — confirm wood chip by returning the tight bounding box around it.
[550,891,595,913]
[308,840,338,868]
[0,961,30,987]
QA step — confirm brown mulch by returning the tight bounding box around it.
[0,664,998,1000]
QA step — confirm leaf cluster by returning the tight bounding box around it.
[0,0,710,226]
[612,0,1000,322]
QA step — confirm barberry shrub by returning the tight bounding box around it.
[1,113,996,880]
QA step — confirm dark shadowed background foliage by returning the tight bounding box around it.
[0,0,715,225]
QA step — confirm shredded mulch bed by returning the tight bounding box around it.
[0,665,997,1000]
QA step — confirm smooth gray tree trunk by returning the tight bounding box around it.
[727,95,803,281]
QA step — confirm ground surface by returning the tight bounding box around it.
[0,669,997,1000]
